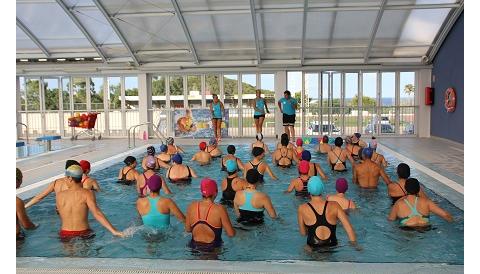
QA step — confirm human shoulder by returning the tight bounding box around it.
[16,196,24,206]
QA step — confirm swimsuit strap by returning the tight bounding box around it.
[81,176,89,185]
[404,196,420,217]
[166,167,172,180]
[397,183,407,195]
[187,166,192,178]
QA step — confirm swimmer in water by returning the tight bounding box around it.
[346,133,366,162]
[352,148,392,189]
[317,135,332,154]
[56,165,124,240]
[220,160,248,205]
[185,178,235,250]
[251,133,270,154]
[166,137,185,155]
[142,146,169,170]
[25,160,80,209]
[273,134,297,168]
[234,169,277,225]
[137,156,172,197]
[157,144,172,165]
[326,178,356,211]
[16,168,38,240]
[79,160,100,191]
[370,149,388,168]
[206,137,222,158]
[285,160,311,197]
[301,150,327,181]
[297,176,357,248]
[117,156,140,185]
[328,137,355,172]
[136,174,185,229]
[166,154,198,184]
[388,178,453,229]
[191,141,212,166]
[244,147,277,182]
[295,138,305,159]
[221,145,244,172]
[388,163,428,205]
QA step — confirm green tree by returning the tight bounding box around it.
[350,95,376,107]
[109,83,121,109]
[44,82,60,110]
[404,84,415,95]
[26,79,40,110]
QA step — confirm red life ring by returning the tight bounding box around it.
[444,88,456,113]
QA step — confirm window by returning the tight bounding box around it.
[381,72,396,134]
[90,77,104,110]
[19,77,26,111]
[287,71,302,107]
[61,77,71,111]
[241,74,256,108]
[72,77,87,110]
[44,78,59,111]
[108,77,121,110]
[223,74,238,108]
[260,74,275,109]
[187,75,201,108]
[400,72,416,134]
[26,78,41,111]
[206,74,220,99]
[169,76,184,108]
[305,73,319,136]
[125,76,138,109]
[152,76,166,109]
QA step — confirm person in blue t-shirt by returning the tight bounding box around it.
[209,94,225,142]
[252,89,270,135]
[277,90,298,141]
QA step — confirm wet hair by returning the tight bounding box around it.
[280,133,289,142]
[65,160,80,170]
[405,178,420,195]
[227,145,236,155]
[281,136,289,147]
[334,137,343,147]
[284,90,291,96]
[252,146,264,157]
[71,176,82,183]
[124,156,136,166]
[246,169,260,184]
[397,163,411,179]
[322,135,329,143]
[16,168,23,187]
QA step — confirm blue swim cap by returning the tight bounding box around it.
[160,144,167,152]
[363,147,373,159]
[172,153,182,164]
[301,150,311,161]
[225,159,237,173]
[308,176,325,196]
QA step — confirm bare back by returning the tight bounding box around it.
[354,161,382,188]
[56,188,90,231]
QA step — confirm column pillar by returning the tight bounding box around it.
[274,71,287,139]
[417,69,431,138]
[138,73,152,139]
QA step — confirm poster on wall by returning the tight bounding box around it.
[173,109,229,138]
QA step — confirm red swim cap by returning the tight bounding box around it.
[296,138,303,146]
[200,178,218,197]
[199,142,207,151]
[79,160,91,173]
[298,160,310,175]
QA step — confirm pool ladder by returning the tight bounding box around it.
[17,122,29,144]
[127,122,166,148]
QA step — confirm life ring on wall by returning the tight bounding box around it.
[444,88,456,113]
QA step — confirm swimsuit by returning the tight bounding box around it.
[277,147,292,168]
[118,167,136,185]
[189,203,223,250]
[249,161,264,182]
[310,163,318,176]
[167,166,192,184]
[221,176,237,203]
[390,183,407,205]
[295,176,310,197]
[141,196,170,229]
[399,197,430,227]
[238,190,264,224]
[349,143,360,161]
[221,156,240,172]
[139,173,151,197]
[305,202,337,247]
[59,229,95,241]
[330,150,347,171]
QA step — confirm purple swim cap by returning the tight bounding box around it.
[147,174,162,192]
[336,178,349,193]
[146,156,156,169]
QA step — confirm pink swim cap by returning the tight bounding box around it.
[336,178,349,193]
[298,160,310,174]
[200,178,218,197]
[296,138,303,146]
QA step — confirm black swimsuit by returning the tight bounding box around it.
[306,202,337,248]
[330,150,347,171]
[221,177,237,203]
[249,161,264,182]
[390,183,407,205]
[277,147,292,168]
[118,168,136,185]
[189,203,223,250]
[167,166,192,184]
[295,176,310,197]
[350,143,360,161]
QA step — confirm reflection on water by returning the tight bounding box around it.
[17,144,464,264]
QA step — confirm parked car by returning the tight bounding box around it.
[370,116,391,125]
[364,124,395,134]
[404,123,415,134]
[307,121,340,135]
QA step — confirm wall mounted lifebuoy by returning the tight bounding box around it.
[444,88,456,113]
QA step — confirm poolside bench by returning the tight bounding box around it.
[16,141,25,147]
[35,135,61,151]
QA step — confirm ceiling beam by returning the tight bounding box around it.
[249,0,261,65]
[16,18,50,58]
[55,0,107,63]
[364,0,387,63]
[92,0,140,66]
[170,0,199,65]
[300,0,308,65]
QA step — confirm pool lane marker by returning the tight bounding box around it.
[378,143,464,195]
[16,144,151,196]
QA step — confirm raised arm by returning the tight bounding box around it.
[428,200,453,222]
[91,179,100,192]
[264,99,270,113]
[168,199,185,223]
[24,181,55,208]
[220,206,236,237]
[316,164,328,181]
[336,203,356,242]
[189,167,198,178]
[184,203,193,232]
[86,191,123,237]
[16,197,36,229]
[161,179,173,195]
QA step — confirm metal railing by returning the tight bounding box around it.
[16,122,29,143]
[128,122,166,148]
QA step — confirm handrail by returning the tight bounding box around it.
[128,122,166,148]
[17,122,29,144]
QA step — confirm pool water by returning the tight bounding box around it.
[17,144,464,264]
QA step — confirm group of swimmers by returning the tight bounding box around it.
[16,133,454,251]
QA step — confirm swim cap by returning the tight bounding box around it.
[16,168,23,187]
[336,178,348,193]
[252,146,264,157]
[405,178,420,195]
[358,148,364,160]
[307,176,325,196]
[65,160,80,170]
[166,137,174,145]
[256,133,263,141]
[209,137,217,145]
[124,156,136,166]
[296,138,303,146]
[79,160,91,173]
[65,165,83,179]
[354,133,361,139]
[246,169,260,184]
[322,135,329,143]
[147,146,156,156]
[227,145,236,154]
[225,159,238,173]
[160,144,168,152]
[199,142,207,151]
[334,137,343,147]
[172,154,182,164]
[298,160,310,175]
[362,147,373,159]
[301,150,311,161]
[147,174,162,192]
[146,156,156,169]
[397,163,410,179]
[200,178,218,197]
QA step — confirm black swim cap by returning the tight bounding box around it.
[405,178,420,195]
[227,145,236,155]
[334,137,343,147]
[124,156,137,166]
[252,146,264,157]
[397,163,410,179]
[65,160,80,170]
[246,169,260,184]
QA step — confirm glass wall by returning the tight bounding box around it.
[362,72,378,134]
[26,78,41,111]
[187,75,202,108]
[43,78,60,135]
[124,76,139,131]
[169,76,184,109]
[381,72,396,134]
[224,74,238,136]
[108,77,122,136]
[241,74,257,136]
[260,74,276,137]
[205,74,220,99]
[345,73,358,135]
[90,77,104,110]
[152,76,166,109]
[72,77,87,111]
[399,72,416,134]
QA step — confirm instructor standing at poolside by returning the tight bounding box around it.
[278,90,298,141]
